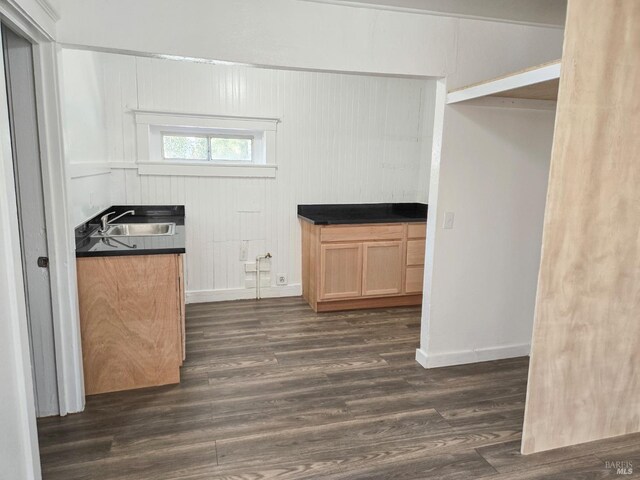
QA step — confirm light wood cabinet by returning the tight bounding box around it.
[301,221,426,312]
[76,253,185,395]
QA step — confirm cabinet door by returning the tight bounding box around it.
[320,243,363,300]
[362,241,403,296]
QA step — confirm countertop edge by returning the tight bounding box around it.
[297,215,428,226]
[76,248,186,259]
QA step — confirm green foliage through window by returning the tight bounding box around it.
[210,137,252,161]
[162,134,253,162]
[162,135,208,160]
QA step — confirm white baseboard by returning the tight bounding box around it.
[186,284,302,304]
[415,348,429,367]
[415,343,530,369]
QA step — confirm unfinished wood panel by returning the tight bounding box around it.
[320,224,404,243]
[178,254,186,362]
[449,59,561,94]
[319,243,363,300]
[522,0,640,454]
[406,240,426,266]
[301,220,312,304]
[77,254,182,395]
[308,225,319,309]
[493,78,559,101]
[407,223,427,239]
[405,266,425,294]
[362,241,403,296]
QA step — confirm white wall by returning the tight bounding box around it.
[58,48,120,226]
[53,0,456,77]
[418,101,556,367]
[447,20,564,90]
[51,0,563,84]
[68,172,111,226]
[55,1,564,231]
[61,48,435,301]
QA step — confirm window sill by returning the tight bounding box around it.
[136,162,277,178]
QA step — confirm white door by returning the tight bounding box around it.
[3,25,58,416]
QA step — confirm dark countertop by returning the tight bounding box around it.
[298,203,428,225]
[75,205,186,258]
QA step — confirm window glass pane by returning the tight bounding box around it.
[163,135,208,160]
[210,136,252,161]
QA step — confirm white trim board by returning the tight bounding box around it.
[68,162,111,178]
[133,110,280,131]
[415,343,531,368]
[447,60,561,104]
[186,284,302,304]
[137,162,277,178]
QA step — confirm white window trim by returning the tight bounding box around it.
[134,110,279,178]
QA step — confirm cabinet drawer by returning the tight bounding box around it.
[406,240,426,266]
[405,265,424,294]
[407,223,427,239]
[320,224,404,243]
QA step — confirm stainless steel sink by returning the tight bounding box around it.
[95,222,176,237]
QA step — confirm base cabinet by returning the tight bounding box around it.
[76,253,185,395]
[302,221,426,312]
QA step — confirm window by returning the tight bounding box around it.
[135,110,278,178]
[162,133,254,163]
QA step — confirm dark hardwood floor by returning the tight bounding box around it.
[38,297,640,479]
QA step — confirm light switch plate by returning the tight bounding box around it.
[443,211,455,229]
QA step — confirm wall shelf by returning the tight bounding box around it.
[447,59,561,104]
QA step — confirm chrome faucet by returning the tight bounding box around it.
[99,210,135,233]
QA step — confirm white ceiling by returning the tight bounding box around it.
[302,0,567,27]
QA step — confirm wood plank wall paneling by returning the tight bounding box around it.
[63,49,435,300]
[522,0,640,454]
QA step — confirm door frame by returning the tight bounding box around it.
[0,1,84,420]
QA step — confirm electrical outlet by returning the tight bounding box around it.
[443,211,455,229]
[239,241,248,261]
[276,273,288,286]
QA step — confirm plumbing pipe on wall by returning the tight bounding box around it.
[255,253,271,299]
